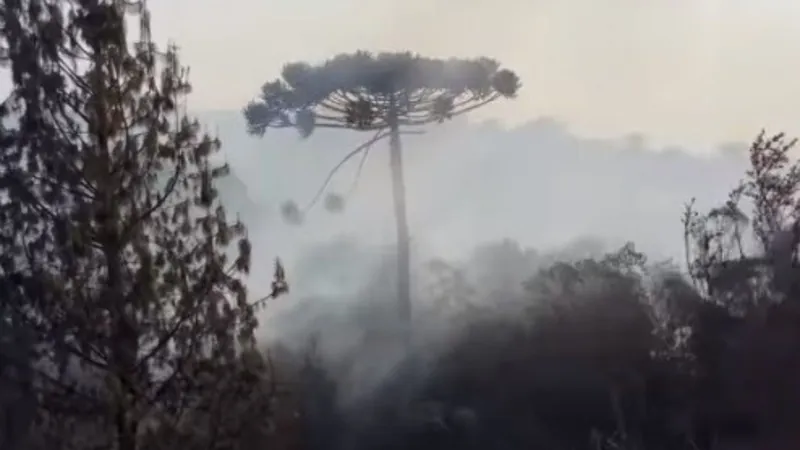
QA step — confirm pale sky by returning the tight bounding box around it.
[146,0,800,149]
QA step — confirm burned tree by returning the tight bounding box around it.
[244,51,519,342]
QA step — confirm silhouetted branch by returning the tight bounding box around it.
[300,129,425,214]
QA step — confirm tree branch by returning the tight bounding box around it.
[301,129,387,213]
[397,92,502,127]
[346,136,372,198]
[299,129,425,214]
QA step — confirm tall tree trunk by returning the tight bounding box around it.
[388,102,411,347]
[98,142,139,450]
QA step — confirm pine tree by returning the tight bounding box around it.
[244,52,519,345]
[0,1,286,449]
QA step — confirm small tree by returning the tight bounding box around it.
[243,51,519,342]
[683,131,800,306]
[0,1,286,449]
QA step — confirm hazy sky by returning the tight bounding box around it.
[145,0,800,149]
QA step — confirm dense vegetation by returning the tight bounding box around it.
[275,128,800,450]
[1,1,799,450]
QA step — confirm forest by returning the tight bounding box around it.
[1,1,800,450]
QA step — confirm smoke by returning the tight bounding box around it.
[206,112,749,267]
[203,111,754,432]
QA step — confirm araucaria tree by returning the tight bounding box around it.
[243,52,519,341]
[0,1,285,449]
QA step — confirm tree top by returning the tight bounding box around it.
[244,50,520,136]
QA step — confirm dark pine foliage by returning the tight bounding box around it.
[0,1,285,450]
[243,52,519,136]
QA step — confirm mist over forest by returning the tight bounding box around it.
[196,112,790,449]
[200,110,749,302]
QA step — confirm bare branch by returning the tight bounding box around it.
[299,129,425,215]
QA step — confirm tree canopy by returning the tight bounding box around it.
[243,51,520,137]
